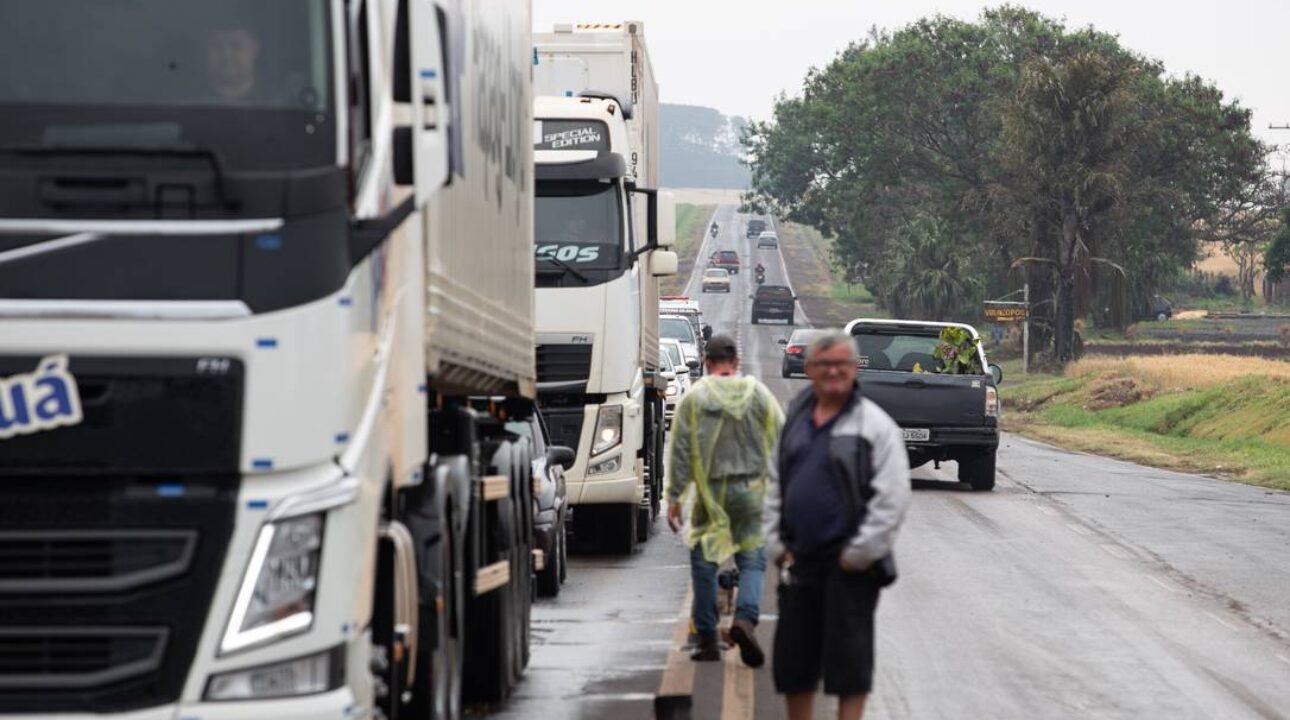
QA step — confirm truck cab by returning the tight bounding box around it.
[532,94,677,553]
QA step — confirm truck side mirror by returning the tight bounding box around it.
[777,338,788,346]
[989,364,1003,385]
[686,359,701,370]
[548,445,576,470]
[652,250,678,277]
[701,325,713,341]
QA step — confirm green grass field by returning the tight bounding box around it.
[1003,356,1290,490]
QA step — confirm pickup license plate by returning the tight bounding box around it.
[902,428,930,442]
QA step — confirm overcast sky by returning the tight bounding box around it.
[534,0,1290,147]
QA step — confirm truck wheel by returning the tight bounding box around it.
[405,491,464,720]
[636,503,651,543]
[751,315,759,325]
[959,451,997,491]
[536,527,562,598]
[462,500,517,703]
[781,363,790,378]
[607,503,638,555]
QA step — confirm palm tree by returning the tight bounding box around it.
[879,213,982,320]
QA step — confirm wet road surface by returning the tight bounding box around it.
[487,207,1290,719]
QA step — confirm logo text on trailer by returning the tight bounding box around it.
[0,355,83,440]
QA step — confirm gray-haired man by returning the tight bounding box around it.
[764,330,911,720]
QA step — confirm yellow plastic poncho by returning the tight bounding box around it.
[666,376,785,564]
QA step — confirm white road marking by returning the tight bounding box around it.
[1100,543,1133,560]
[1036,505,1058,516]
[1276,654,1290,666]
[1066,523,1092,536]
[577,693,656,702]
[1148,575,1183,594]
[1206,611,1243,633]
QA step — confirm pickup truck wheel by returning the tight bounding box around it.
[750,315,759,325]
[959,452,997,491]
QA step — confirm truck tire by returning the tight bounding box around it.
[751,314,759,325]
[607,503,638,555]
[462,498,517,703]
[403,476,464,720]
[959,451,997,491]
[536,524,562,598]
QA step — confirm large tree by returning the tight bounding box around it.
[744,6,1267,362]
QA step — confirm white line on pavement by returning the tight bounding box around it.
[1206,611,1243,633]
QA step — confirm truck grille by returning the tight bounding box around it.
[0,628,167,690]
[536,344,593,386]
[0,356,243,475]
[0,476,236,713]
[0,530,196,595]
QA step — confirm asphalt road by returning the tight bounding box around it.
[488,207,1290,720]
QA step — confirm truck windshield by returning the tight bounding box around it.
[0,0,334,171]
[535,181,624,271]
[661,318,696,344]
[853,330,982,373]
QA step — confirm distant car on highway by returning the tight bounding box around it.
[702,268,732,293]
[845,319,1003,491]
[660,314,702,373]
[756,231,779,249]
[507,411,573,597]
[708,249,741,274]
[745,217,767,239]
[776,328,825,377]
[658,348,687,429]
[750,284,796,324]
[660,337,700,381]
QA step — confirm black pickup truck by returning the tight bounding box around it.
[846,319,1003,490]
[750,285,796,324]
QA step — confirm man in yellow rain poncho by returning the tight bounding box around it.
[666,334,784,666]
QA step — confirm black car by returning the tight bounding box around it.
[1138,294,1174,322]
[750,285,796,324]
[508,411,574,597]
[745,218,767,239]
[777,328,825,377]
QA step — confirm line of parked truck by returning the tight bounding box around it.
[0,4,673,718]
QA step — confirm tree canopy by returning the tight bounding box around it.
[743,6,1268,361]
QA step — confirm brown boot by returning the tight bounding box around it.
[729,618,764,668]
[690,633,721,662]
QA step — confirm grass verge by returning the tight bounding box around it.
[1002,355,1290,490]
[661,204,713,296]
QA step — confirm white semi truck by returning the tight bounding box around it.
[0,1,535,718]
[532,22,676,553]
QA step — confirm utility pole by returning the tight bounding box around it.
[1023,283,1030,376]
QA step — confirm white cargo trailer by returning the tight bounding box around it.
[0,0,535,717]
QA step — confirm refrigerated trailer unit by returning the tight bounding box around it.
[0,0,536,717]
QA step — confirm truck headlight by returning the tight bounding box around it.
[985,386,999,418]
[665,384,678,397]
[221,514,323,654]
[587,454,622,476]
[592,405,623,456]
[205,646,343,701]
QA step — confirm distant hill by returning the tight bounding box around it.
[661,103,750,189]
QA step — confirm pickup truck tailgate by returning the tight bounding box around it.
[860,370,987,427]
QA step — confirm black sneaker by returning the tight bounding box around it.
[729,618,764,668]
[690,633,722,662]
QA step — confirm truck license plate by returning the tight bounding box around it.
[902,428,930,442]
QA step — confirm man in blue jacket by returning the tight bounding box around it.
[764,330,911,720]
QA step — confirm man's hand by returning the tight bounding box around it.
[776,550,795,568]
[667,502,685,534]
[838,551,864,573]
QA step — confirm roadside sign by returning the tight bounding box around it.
[984,301,1028,323]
